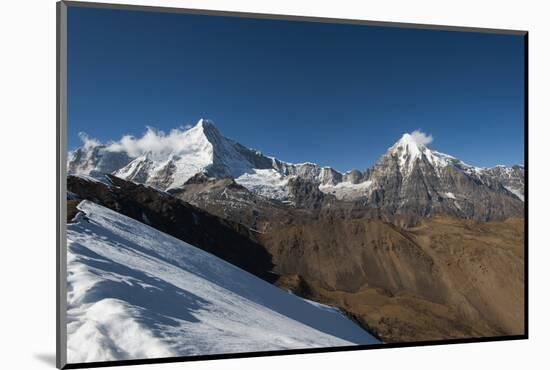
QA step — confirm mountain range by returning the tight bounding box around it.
[68,118,524,223]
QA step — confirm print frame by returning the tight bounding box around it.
[57,1,528,369]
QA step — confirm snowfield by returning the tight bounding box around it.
[319,180,373,200]
[505,186,524,201]
[66,201,379,364]
[235,169,291,200]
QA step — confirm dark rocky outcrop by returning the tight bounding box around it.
[67,175,277,283]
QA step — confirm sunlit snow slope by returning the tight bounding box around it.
[66,201,379,364]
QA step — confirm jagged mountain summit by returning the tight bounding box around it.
[67,119,524,221]
[68,119,339,193]
[351,132,524,221]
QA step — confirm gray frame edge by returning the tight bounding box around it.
[63,0,527,35]
[56,1,68,369]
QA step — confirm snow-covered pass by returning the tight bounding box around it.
[66,201,379,363]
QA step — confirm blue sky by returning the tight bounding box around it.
[67,6,525,171]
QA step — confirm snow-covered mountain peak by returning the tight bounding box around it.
[395,132,427,147]
[196,117,217,130]
[390,133,428,160]
[383,131,462,177]
[194,118,222,141]
[103,118,279,190]
[385,132,438,175]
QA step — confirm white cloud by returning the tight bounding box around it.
[78,132,101,150]
[103,126,202,158]
[409,130,433,146]
[76,118,210,160]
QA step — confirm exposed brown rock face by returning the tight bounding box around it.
[262,216,524,342]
